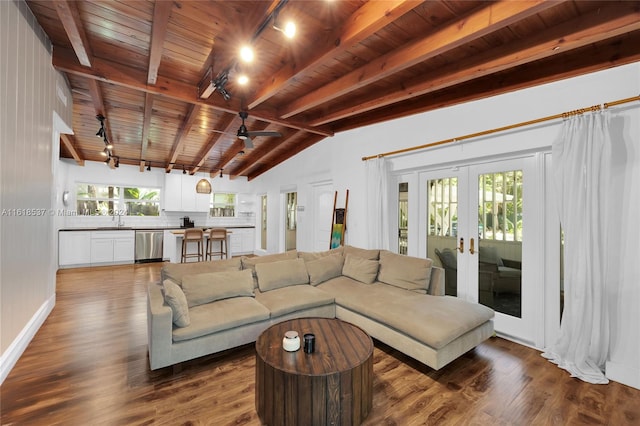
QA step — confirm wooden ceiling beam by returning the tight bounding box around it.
[53,0,92,67]
[227,130,302,178]
[191,113,238,174]
[139,92,154,171]
[209,140,247,178]
[52,47,333,138]
[333,31,640,134]
[60,134,85,166]
[147,1,173,85]
[247,134,326,180]
[247,0,419,109]
[280,0,556,119]
[312,2,640,126]
[166,104,202,173]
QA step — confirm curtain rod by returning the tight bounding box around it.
[361,94,640,162]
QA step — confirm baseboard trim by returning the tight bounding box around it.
[607,360,640,390]
[0,294,55,384]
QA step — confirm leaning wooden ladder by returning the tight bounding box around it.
[329,190,349,249]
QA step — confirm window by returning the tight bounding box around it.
[478,170,523,242]
[211,193,236,217]
[428,178,458,237]
[75,184,160,216]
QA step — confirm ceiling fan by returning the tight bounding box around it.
[236,111,281,148]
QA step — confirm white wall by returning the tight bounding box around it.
[0,0,73,383]
[58,160,255,229]
[253,62,640,389]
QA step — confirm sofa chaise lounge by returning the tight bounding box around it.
[147,245,494,371]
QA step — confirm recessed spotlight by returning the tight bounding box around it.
[240,46,254,63]
[238,75,249,85]
[283,21,296,39]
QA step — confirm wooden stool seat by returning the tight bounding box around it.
[206,228,227,260]
[181,228,204,263]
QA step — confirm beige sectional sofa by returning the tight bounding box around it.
[147,246,494,371]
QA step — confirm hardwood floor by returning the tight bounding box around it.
[1,263,638,425]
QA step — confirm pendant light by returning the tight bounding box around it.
[196,178,212,194]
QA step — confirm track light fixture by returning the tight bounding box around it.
[147,164,151,171]
[219,169,223,178]
[183,166,187,175]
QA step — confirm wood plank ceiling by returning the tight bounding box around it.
[26,0,640,180]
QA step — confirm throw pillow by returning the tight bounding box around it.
[298,246,344,261]
[378,250,433,293]
[162,280,190,327]
[342,254,379,284]
[181,269,254,308]
[305,254,344,286]
[255,258,309,292]
[161,257,242,286]
[343,245,380,260]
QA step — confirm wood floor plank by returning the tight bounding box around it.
[1,263,639,425]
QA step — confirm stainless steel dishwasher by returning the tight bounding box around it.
[135,230,164,263]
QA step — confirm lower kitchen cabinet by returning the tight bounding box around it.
[90,231,135,265]
[59,231,91,267]
[230,228,254,255]
[59,230,134,268]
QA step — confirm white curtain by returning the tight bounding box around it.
[366,157,390,249]
[542,111,611,384]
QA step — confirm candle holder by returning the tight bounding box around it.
[282,330,300,352]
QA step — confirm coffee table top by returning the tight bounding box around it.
[255,318,373,376]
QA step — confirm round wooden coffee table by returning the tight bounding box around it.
[255,317,373,425]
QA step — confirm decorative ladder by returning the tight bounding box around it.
[330,190,349,249]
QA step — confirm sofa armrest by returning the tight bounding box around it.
[147,282,174,370]
[428,266,445,296]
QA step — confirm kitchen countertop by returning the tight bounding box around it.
[60,225,255,231]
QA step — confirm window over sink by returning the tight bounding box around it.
[75,184,161,216]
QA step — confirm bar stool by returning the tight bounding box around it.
[181,228,204,263]
[206,228,227,260]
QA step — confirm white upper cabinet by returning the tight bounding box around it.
[164,174,211,212]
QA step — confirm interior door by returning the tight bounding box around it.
[420,157,536,344]
[312,182,334,251]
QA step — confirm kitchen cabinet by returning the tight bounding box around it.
[59,231,91,266]
[164,173,210,213]
[230,228,255,255]
[90,230,135,265]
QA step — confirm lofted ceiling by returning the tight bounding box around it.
[26,0,640,180]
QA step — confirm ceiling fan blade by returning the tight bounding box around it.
[247,131,282,138]
[243,137,254,149]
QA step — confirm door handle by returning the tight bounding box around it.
[457,238,464,253]
[469,237,475,255]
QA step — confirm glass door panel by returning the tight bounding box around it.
[398,182,408,254]
[426,176,459,296]
[260,195,267,250]
[285,192,297,251]
[477,170,523,318]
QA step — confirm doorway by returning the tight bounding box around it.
[285,192,297,251]
[420,156,537,344]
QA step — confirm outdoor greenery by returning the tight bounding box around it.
[75,184,160,216]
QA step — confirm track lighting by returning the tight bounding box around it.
[100,148,109,157]
[219,169,223,178]
[147,164,151,171]
[183,166,187,175]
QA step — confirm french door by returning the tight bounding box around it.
[419,156,539,344]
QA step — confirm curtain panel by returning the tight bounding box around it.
[542,111,612,384]
[365,157,390,250]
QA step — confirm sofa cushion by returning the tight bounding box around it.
[162,280,190,327]
[298,246,344,261]
[305,254,344,286]
[162,258,242,286]
[318,277,494,349]
[342,254,379,284]
[255,258,309,292]
[255,285,335,317]
[181,269,254,308]
[343,245,379,260]
[378,250,433,293]
[172,297,270,342]
[241,250,298,272]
